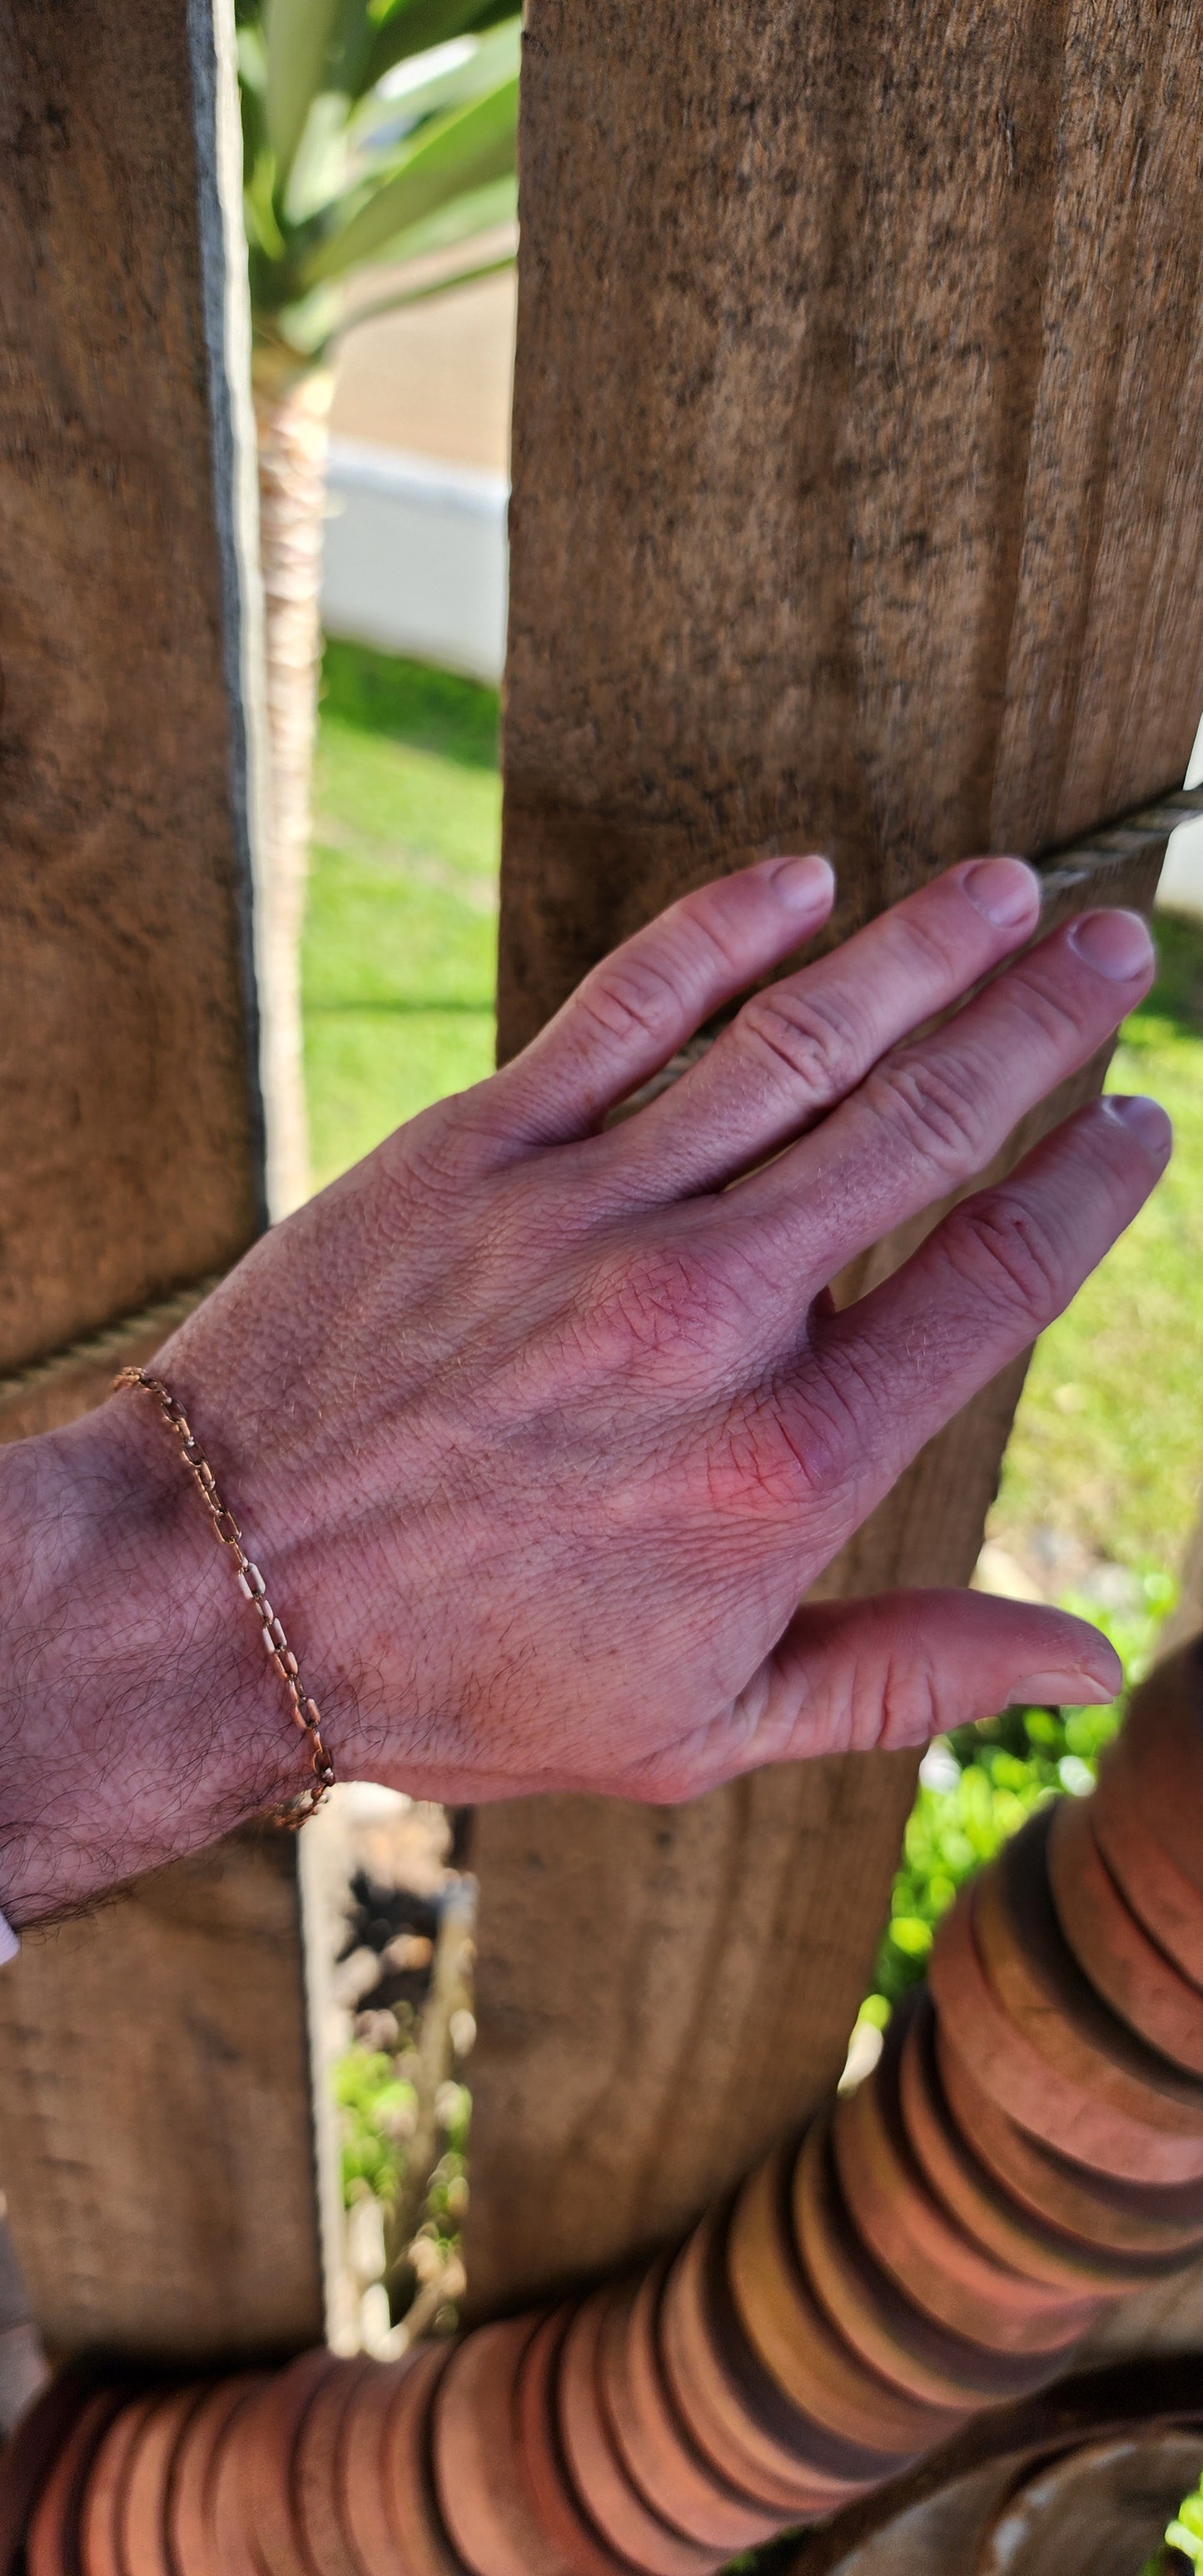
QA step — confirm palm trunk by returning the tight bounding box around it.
[251,361,335,1216]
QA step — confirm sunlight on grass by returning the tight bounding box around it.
[992,909,1203,1579]
[303,642,500,1188]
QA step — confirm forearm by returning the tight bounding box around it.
[0,1395,300,1926]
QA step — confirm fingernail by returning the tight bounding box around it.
[1010,1669,1116,1707]
[960,856,1039,926]
[771,853,836,912]
[1067,908,1155,980]
[1102,1094,1172,1158]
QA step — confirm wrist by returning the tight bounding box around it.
[0,1391,300,1925]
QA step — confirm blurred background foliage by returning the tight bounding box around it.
[305,644,499,1181]
[237,0,519,379]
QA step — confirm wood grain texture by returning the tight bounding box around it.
[497,0,1203,1058]
[469,0,1203,2315]
[0,1828,325,2361]
[0,0,262,1371]
[0,1,326,2362]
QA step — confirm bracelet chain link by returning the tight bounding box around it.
[113,1366,335,1824]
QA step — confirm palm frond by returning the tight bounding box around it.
[339,244,514,341]
[350,14,519,152]
[299,72,518,285]
[355,0,514,100]
[241,0,520,367]
[343,170,515,269]
[263,0,349,182]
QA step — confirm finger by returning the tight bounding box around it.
[596,853,1041,1199]
[721,903,1156,1285]
[786,1095,1171,1537]
[488,853,835,1148]
[622,1589,1122,1801]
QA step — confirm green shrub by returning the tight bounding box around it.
[333,2048,418,2205]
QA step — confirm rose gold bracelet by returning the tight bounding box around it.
[114,1367,335,1824]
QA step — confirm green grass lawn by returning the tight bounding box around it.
[304,642,500,1189]
[991,907,1203,1584]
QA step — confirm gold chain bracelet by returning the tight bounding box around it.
[113,1367,335,1824]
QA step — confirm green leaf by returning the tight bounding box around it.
[264,0,348,179]
[236,19,267,92]
[357,0,510,97]
[336,244,513,341]
[282,87,351,222]
[353,169,514,264]
[261,277,345,359]
[300,72,517,283]
[350,16,520,158]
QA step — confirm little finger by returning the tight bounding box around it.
[783,1096,1170,1537]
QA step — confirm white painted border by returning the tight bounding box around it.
[322,436,510,684]
[1157,708,1203,921]
[186,0,276,1221]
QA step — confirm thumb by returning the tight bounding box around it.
[754,1587,1122,1765]
[619,1589,1122,1803]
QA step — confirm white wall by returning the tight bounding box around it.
[321,437,509,685]
[1156,708,1203,920]
[1159,818,1203,921]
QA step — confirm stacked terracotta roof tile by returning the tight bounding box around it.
[15,1639,1203,2574]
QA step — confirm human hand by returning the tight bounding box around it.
[4,852,1166,1912]
[161,851,1162,1804]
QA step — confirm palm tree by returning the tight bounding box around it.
[237,0,519,1206]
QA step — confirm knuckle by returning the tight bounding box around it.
[862,1049,987,1175]
[947,1192,1066,1322]
[579,893,755,1062]
[806,1340,889,1477]
[708,1375,851,1519]
[591,1235,742,1364]
[384,1093,482,1192]
[887,902,963,980]
[735,983,862,1099]
[1010,958,1101,1052]
[872,1645,942,1753]
[433,1077,519,1161]
[577,952,684,1052]
[674,880,753,977]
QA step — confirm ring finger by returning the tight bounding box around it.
[712,904,1156,1291]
